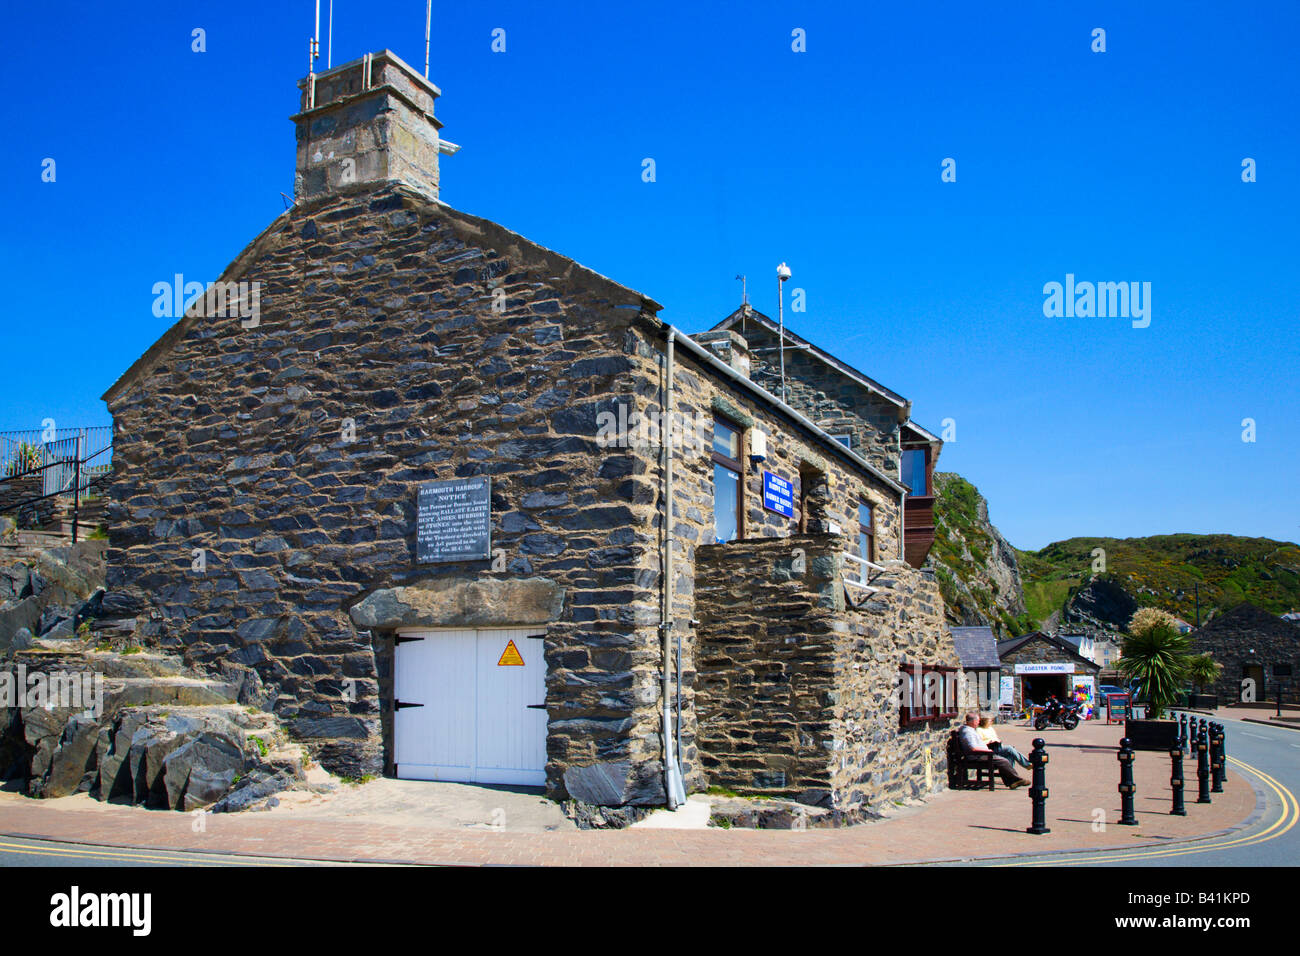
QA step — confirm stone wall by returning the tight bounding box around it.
[0,477,57,530]
[1190,603,1300,704]
[620,322,908,794]
[694,534,960,811]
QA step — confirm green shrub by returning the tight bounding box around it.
[1118,624,1191,719]
[4,442,43,478]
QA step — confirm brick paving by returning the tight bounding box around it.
[0,719,1258,865]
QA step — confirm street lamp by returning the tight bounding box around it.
[777,262,791,402]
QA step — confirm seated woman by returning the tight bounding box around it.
[958,713,1028,788]
[977,715,1031,769]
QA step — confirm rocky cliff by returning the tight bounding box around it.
[926,473,1033,639]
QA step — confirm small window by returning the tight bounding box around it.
[830,434,852,449]
[901,448,928,496]
[712,417,743,543]
[899,664,958,726]
[858,500,875,573]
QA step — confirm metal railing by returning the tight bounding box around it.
[842,552,888,594]
[1,427,113,493]
[0,426,113,542]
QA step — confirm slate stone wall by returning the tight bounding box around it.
[694,534,960,810]
[0,478,57,530]
[830,561,960,806]
[619,323,907,794]
[104,181,668,791]
[1190,604,1300,704]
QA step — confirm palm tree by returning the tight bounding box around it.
[3,441,44,478]
[1117,623,1191,719]
[1187,653,1223,697]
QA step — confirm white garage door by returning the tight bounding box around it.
[394,627,548,786]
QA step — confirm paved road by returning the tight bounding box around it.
[950,714,1299,867]
[0,835,360,867]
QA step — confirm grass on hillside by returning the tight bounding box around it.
[1016,534,1300,623]
[1022,577,1078,624]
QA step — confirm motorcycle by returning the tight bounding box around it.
[1034,697,1081,731]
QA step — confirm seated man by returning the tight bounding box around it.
[958,711,1029,789]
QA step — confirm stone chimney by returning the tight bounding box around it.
[692,329,751,378]
[291,49,459,203]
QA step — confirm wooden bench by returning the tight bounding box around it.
[946,729,996,791]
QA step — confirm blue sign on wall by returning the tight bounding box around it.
[762,471,795,518]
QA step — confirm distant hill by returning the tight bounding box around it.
[1016,535,1300,631]
[929,473,1300,638]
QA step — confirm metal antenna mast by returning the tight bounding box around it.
[307,1,322,107]
[424,0,433,77]
[735,274,747,306]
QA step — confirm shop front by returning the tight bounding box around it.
[997,631,1102,715]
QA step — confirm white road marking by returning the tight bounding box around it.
[1241,732,1270,739]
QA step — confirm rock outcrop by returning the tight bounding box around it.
[926,473,1029,638]
[0,543,318,811]
[1061,575,1140,633]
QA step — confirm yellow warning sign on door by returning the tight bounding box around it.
[497,640,525,666]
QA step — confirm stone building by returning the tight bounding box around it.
[1190,603,1299,705]
[99,50,960,818]
[997,631,1101,710]
[706,309,942,567]
[950,625,1001,712]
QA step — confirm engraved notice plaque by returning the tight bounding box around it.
[416,477,492,563]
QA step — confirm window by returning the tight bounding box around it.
[858,500,875,573]
[899,663,959,726]
[712,417,743,543]
[901,448,928,496]
[830,434,852,449]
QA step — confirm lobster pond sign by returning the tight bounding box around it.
[1014,663,1076,675]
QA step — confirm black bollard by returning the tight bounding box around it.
[1196,725,1212,804]
[1026,738,1050,834]
[1169,743,1187,815]
[1118,737,1138,825]
[1210,723,1225,793]
[1179,712,1189,755]
[1217,722,1229,782]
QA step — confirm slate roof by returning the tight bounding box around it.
[950,626,1001,669]
[996,631,1101,671]
[712,306,909,408]
[1194,603,1300,641]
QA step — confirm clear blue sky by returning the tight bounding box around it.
[2,1,1296,551]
